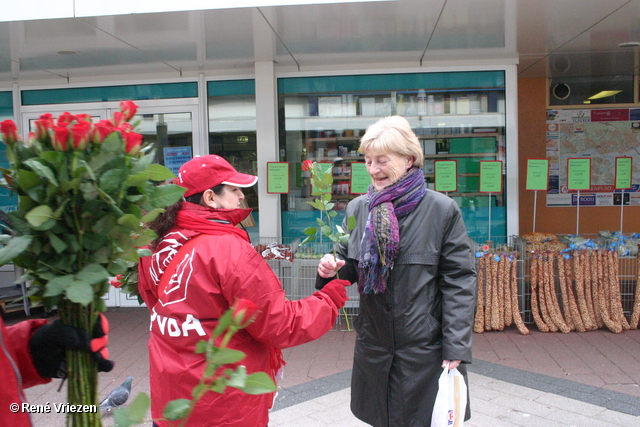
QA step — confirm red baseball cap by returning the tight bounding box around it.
[176,155,258,197]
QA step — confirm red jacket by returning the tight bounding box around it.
[138,203,340,427]
[0,316,51,427]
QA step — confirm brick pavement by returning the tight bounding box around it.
[12,307,640,426]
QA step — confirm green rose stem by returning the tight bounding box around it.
[60,301,100,427]
[301,161,356,331]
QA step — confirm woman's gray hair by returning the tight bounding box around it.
[358,116,424,168]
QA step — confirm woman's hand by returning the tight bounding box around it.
[318,254,345,278]
[442,360,461,370]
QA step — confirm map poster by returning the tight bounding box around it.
[545,108,640,207]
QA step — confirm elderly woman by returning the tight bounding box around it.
[316,116,476,426]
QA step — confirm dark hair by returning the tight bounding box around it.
[148,184,226,250]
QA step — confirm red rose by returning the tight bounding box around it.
[110,275,124,288]
[71,121,92,150]
[123,131,143,156]
[112,111,126,127]
[57,112,76,126]
[302,159,313,171]
[91,120,114,144]
[119,100,138,122]
[27,132,36,147]
[52,126,70,151]
[0,120,18,145]
[34,114,54,141]
[232,298,259,326]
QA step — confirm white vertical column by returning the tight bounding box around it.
[254,8,281,239]
[505,64,519,237]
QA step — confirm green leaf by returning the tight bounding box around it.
[322,192,332,202]
[192,383,207,398]
[336,225,345,234]
[76,264,110,285]
[321,225,332,237]
[46,232,68,254]
[194,340,208,354]
[124,171,149,187]
[328,210,338,217]
[149,184,186,208]
[162,398,192,421]
[117,214,141,230]
[322,172,334,186]
[299,235,315,246]
[307,200,325,211]
[24,159,59,187]
[79,182,99,200]
[16,170,41,190]
[146,164,176,181]
[0,236,33,265]
[133,229,156,247]
[208,348,246,365]
[303,226,317,236]
[140,208,164,223]
[100,168,129,194]
[339,234,350,244]
[240,372,277,395]
[65,280,94,305]
[347,215,357,231]
[113,392,150,427]
[325,202,335,210]
[42,275,75,298]
[227,365,247,388]
[25,205,54,228]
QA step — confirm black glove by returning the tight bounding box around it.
[29,313,114,378]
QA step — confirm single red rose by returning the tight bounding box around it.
[71,121,92,150]
[119,100,138,122]
[116,122,133,133]
[112,111,126,127]
[0,120,18,144]
[34,114,54,141]
[57,112,76,126]
[75,113,93,123]
[123,131,143,155]
[302,159,313,171]
[110,275,124,288]
[27,132,36,147]
[232,298,259,326]
[91,120,114,144]
[52,126,70,151]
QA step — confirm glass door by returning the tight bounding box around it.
[20,100,201,307]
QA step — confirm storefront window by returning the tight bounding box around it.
[278,72,507,242]
[207,80,259,240]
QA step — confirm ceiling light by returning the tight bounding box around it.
[587,90,622,100]
[618,41,640,48]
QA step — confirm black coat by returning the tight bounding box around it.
[317,189,476,427]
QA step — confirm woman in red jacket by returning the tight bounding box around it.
[138,155,350,427]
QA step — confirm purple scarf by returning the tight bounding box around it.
[358,167,426,294]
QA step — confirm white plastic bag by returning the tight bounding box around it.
[431,366,467,427]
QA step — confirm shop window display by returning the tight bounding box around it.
[278,72,507,243]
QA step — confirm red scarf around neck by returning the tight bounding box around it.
[175,206,251,243]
